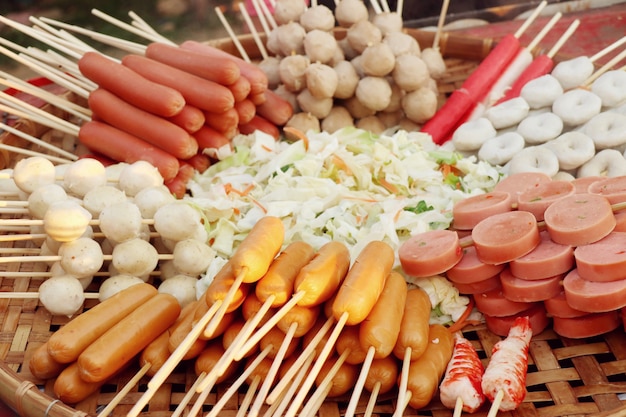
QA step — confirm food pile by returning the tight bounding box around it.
[400,171,626,340]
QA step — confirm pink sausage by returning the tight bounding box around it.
[493,172,552,205]
[588,175,626,204]
[543,193,616,246]
[399,229,463,277]
[563,268,626,313]
[574,232,626,282]
[471,210,540,265]
[517,180,575,221]
[509,230,574,280]
[446,245,506,284]
[484,303,549,337]
[499,268,563,303]
[614,211,626,232]
[452,191,513,230]
[543,291,589,319]
[552,311,621,339]
[453,274,501,295]
[571,176,603,194]
[474,287,535,318]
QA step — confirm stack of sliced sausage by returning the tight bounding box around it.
[76,42,294,197]
[400,171,626,339]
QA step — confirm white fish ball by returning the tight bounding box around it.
[13,156,56,194]
[99,200,144,243]
[82,185,127,218]
[39,275,85,317]
[98,275,144,302]
[303,29,339,64]
[172,239,215,276]
[118,160,164,197]
[383,32,421,57]
[111,238,159,278]
[335,0,369,27]
[63,158,107,197]
[133,185,176,219]
[158,275,198,308]
[43,200,92,243]
[153,202,203,242]
[27,183,67,219]
[59,237,104,278]
[372,12,403,35]
[299,4,335,32]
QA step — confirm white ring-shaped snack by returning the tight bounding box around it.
[552,89,602,126]
[544,131,596,170]
[610,101,626,116]
[551,56,594,91]
[517,111,564,144]
[577,148,626,177]
[552,171,576,182]
[520,74,564,109]
[451,117,497,152]
[478,131,526,166]
[591,70,626,108]
[507,145,560,177]
[583,111,626,149]
[485,96,530,129]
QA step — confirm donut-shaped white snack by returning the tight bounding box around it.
[544,131,596,170]
[507,145,560,177]
[577,148,626,177]
[552,89,602,126]
[484,97,530,129]
[551,56,594,91]
[478,131,526,166]
[451,117,497,152]
[582,111,626,149]
[520,74,564,109]
[516,111,564,144]
[591,70,626,108]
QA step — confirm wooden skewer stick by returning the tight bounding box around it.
[0,70,92,121]
[170,371,206,417]
[0,291,100,299]
[368,0,383,15]
[0,121,78,161]
[240,4,269,60]
[433,0,451,50]
[28,16,95,55]
[187,371,218,417]
[0,252,173,264]
[514,1,548,39]
[453,396,464,417]
[363,380,382,417]
[0,247,41,254]
[583,47,626,87]
[395,347,412,417]
[237,374,262,417]
[17,50,95,93]
[204,346,273,417]
[90,8,173,46]
[253,0,278,31]
[265,315,334,404]
[262,349,315,417]
[547,19,581,60]
[396,0,404,19]
[126,302,221,417]
[215,6,251,63]
[487,389,505,417]
[344,347,376,417]
[393,390,413,417]
[299,349,350,417]
[127,11,174,45]
[0,270,161,278]
[0,143,75,165]
[590,36,626,63]
[96,362,152,417]
[250,0,272,37]
[380,0,391,14]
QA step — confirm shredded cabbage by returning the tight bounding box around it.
[187,127,501,323]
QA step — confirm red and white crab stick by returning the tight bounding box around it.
[495,18,581,105]
[421,0,547,145]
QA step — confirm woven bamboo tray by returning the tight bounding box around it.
[1,28,626,417]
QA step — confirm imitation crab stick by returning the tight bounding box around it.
[78,51,185,117]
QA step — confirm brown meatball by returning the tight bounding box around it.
[279,54,310,92]
[402,87,438,124]
[333,60,359,100]
[346,20,382,54]
[392,54,430,91]
[335,0,369,28]
[361,42,396,77]
[321,106,354,133]
[300,4,336,31]
[355,76,392,112]
[286,112,321,133]
[303,29,340,64]
[305,62,339,99]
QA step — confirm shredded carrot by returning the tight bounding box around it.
[283,126,309,151]
[261,144,273,152]
[223,183,233,194]
[447,297,476,334]
[393,209,402,222]
[332,155,352,175]
[378,177,399,194]
[224,182,255,197]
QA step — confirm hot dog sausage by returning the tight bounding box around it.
[193,125,231,154]
[167,104,206,134]
[144,42,241,86]
[88,88,199,160]
[78,51,185,117]
[234,98,257,126]
[53,362,107,404]
[277,304,321,338]
[195,341,240,384]
[260,326,301,359]
[204,107,239,139]
[336,324,369,365]
[294,241,351,307]
[404,324,454,410]
[393,287,432,361]
[238,115,281,140]
[332,240,395,326]
[365,355,399,395]
[314,356,359,398]
[77,293,181,382]
[201,261,251,315]
[121,54,235,114]
[256,240,316,307]
[78,120,180,181]
[255,89,294,126]
[359,270,407,358]
[29,342,65,380]
[139,330,171,377]
[47,282,158,364]
[230,216,285,284]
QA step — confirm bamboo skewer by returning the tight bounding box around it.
[250,0,272,38]
[215,6,251,62]
[583,47,626,87]
[0,121,78,161]
[433,0,451,51]
[90,8,176,46]
[240,4,269,60]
